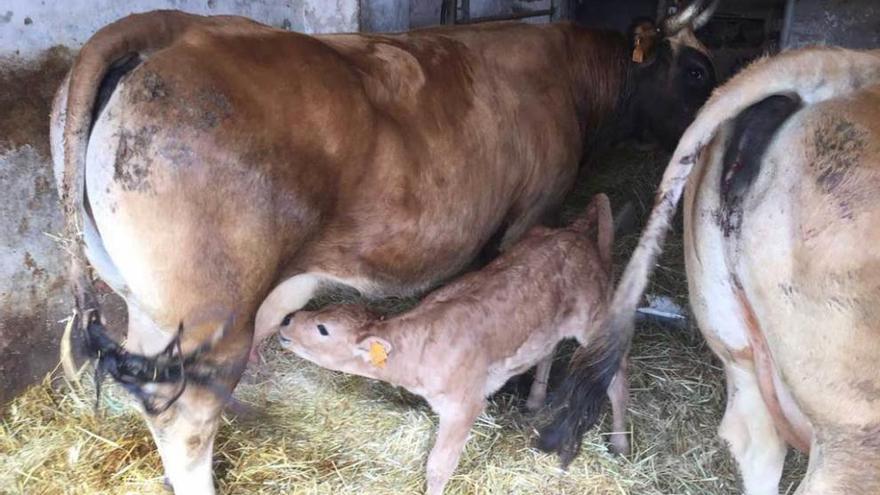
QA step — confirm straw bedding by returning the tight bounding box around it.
[0,145,807,494]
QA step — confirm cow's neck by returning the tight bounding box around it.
[565,25,630,151]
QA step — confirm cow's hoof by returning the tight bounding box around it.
[610,433,630,456]
[225,397,259,420]
[525,397,545,412]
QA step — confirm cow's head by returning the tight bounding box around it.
[625,0,718,150]
[278,304,390,374]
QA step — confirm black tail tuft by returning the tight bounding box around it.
[537,316,627,466]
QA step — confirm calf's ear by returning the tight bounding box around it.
[355,336,394,368]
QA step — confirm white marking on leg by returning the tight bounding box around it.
[145,390,222,495]
[720,363,787,495]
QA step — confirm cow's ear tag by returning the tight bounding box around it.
[369,341,388,368]
[632,38,645,63]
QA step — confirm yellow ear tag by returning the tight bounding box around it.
[632,38,645,63]
[369,341,387,368]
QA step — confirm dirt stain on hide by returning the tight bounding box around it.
[133,70,170,103]
[113,125,160,192]
[187,88,232,130]
[810,116,867,219]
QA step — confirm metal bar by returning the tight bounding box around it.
[458,8,555,25]
[780,0,796,49]
[440,0,456,25]
[461,0,471,23]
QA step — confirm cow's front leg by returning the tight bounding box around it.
[426,397,485,495]
[526,355,553,411]
[251,273,325,361]
[720,362,787,495]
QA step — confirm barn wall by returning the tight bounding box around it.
[784,0,880,49]
[410,0,554,29]
[0,0,359,58]
[0,0,359,404]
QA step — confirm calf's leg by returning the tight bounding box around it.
[426,398,485,495]
[606,362,630,455]
[526,354,554,411]
[720,363,787,495]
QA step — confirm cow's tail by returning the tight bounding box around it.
[58,10,202,328]
[537,46,880,466]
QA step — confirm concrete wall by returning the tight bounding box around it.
[361,0,410,32]
[0,0,359,404]
[1,0,359,59]
[410,0,554,29]
[784,0,880,50]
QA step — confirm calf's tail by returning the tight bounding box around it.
[537,46,880,466]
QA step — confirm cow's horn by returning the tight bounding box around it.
[664,0,706,34]
[693,0,719,30]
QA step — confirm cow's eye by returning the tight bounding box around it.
[688,68,704,80]
[317,324,329,336]
[281,313,294,326]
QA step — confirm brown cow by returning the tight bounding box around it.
[278,194,626,495]
[52,5,716,493]
[541,47,880,494]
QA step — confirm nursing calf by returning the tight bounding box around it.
[279,195,628,494]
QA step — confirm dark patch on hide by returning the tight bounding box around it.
[138,70,170,102]
[719,94,802,237]
[853,379,880,403]
[809,116,868,221]
[184,87,233,131]
[113,125,160,192]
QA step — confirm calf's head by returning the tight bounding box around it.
[625,0,718,150]
[278,304,393,373]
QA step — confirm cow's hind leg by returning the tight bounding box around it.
[126,308,248,494]
[144,385,225,494]
[720,363,787,495]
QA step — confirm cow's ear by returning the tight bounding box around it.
[630,18,660,63]
[355,336,393,368]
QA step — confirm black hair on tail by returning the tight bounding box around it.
[537,311,629,466]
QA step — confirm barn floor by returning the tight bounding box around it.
[0,145,808,494]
